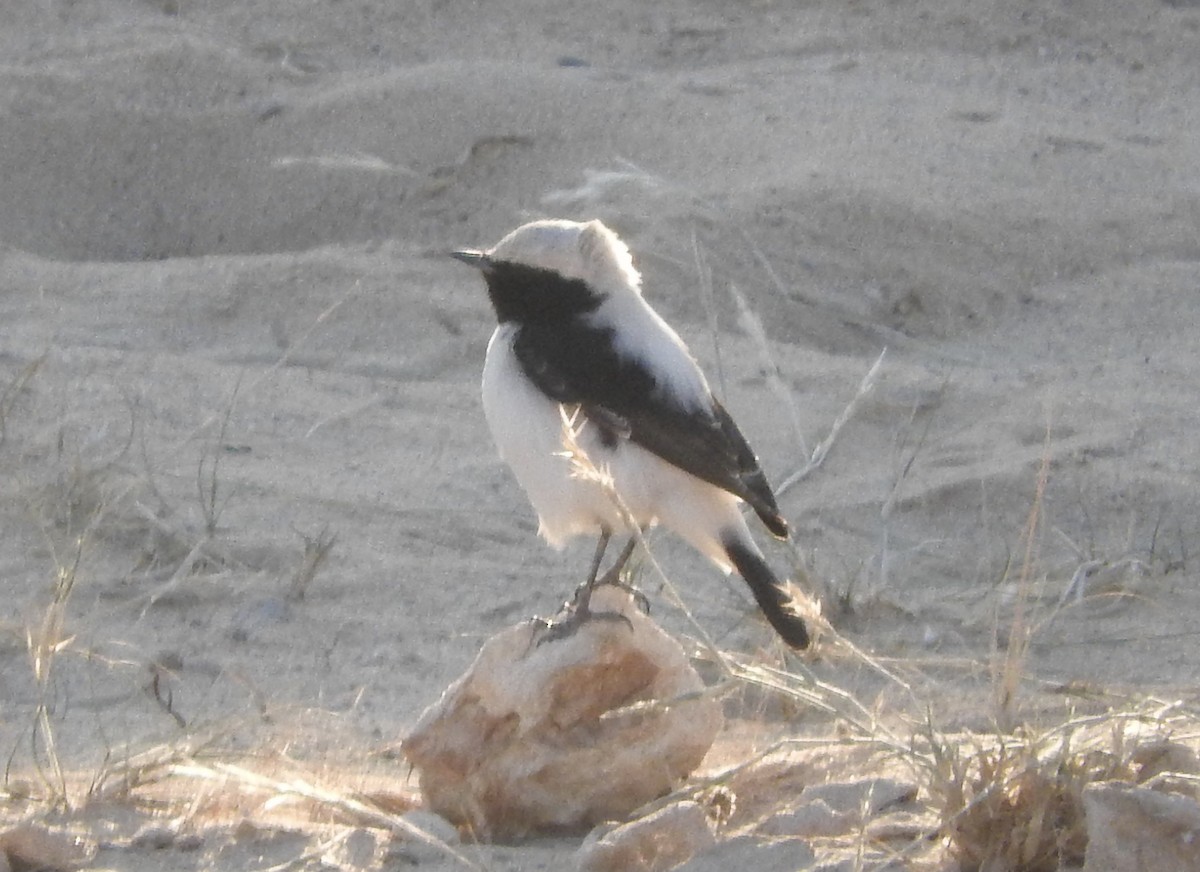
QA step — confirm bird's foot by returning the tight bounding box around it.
[591,570,651,615]
[529,590,634,647]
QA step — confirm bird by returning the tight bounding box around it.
[452,218,809,649]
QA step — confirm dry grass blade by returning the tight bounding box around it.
[197,372,244,537]
[164,760,482,870]
[87,729,229,801]
[0,352,47,448]
[288,525,338,602]
[729,283,808,459]
[19,521,95,807]
[692,227,727,400]
[993,417,1052,731]
[776,348,886,497]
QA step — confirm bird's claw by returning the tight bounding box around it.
[529,602,634,647]
[591,573,651,616]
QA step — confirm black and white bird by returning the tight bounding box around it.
[452,218,809,649]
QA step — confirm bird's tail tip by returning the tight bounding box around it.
[723,536,810,649]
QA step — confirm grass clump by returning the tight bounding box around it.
[923,710,1194,872]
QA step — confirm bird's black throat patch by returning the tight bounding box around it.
[483,261,603,325]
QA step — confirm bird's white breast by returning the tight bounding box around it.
[481,323,747,571]
[482,324,618,546]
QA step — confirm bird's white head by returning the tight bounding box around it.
[485,219,643,298]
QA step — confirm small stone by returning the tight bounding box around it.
[130,825,176,849]
[674,834,814,872]
[864,810,939,841]
[154,650,185,672]
[1082,781,1200,872]
[232,819,262,841]
[386,810,460,865]
[404,587,723,839]
[0,824,94,871]
[758,798,847,837]
[1133,740,1200,785]
[577,801,715,872]
[175,833,204,852]
[330,828,377,868]
[800,778,917,815]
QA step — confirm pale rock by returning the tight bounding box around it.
[675,834,815,872]
[757,798,846,838]
[800,778,917,815]
[757,778,918,839]
[576,801,715,872]
[130,824,177,850]
[0,824,94,871]
[327,828,378,869]
[1132,739,1200,786]
[1081,781,1200,872]
[404,587,723,840]
[809,849,907,871]
[387,810,462,865]
[864,809,939,842]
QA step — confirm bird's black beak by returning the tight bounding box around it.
[450,249,492,272]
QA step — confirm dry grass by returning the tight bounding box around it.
[1,297,357,844]
[921,705,1199,871]
[991,416,1052,732]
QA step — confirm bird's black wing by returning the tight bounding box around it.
[513,320,788,539]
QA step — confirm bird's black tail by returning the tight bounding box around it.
[724,536,810,649]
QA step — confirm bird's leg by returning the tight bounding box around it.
[595,536,635,587]
[586,529,612,587]
[535,529,640,646]
[594,536,650,614]
[565,528,611,616]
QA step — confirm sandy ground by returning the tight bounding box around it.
[2,0,1199,869]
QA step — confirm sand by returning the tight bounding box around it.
[1,0,1199,868]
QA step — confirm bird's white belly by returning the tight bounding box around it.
[482,325,627,544]
[481,325,744,569]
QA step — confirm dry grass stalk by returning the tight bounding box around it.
[729,282,808,460]
[692,227,727,400]
[197,372,243,537]
[993,419,1052,731]
[776,351,885,498]
[19,520,97,807]
[0,352,47,448]
[288,525,338,602]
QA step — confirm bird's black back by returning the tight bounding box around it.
[484,260,789,539]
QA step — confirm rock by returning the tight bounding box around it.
[1081,781,1200,872]
[175,833,204,852]
[674,834,815,872]
[403,587,723,840]
[799,778,918,815]
[1132,739,1200,787]
[864,809,939,842]
[386,810,461,865]
[757,777,919,839]
[327,828,378,869]
[130,824,177,849]
[757,798,846,838]
[577,801,715,872]
[0,824,94,871]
